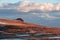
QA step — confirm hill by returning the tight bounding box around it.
[0,18,60,35]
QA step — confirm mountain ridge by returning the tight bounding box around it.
[0,18,60,35]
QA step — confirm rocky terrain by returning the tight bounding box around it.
[0,18,60,35]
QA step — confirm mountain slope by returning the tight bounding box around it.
[0,18,60,35]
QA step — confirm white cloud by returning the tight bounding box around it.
[16,2,60,12]
[41,14,58,19]
[0,1,60,12]
[42,13,57,18]
[32,13,59,20]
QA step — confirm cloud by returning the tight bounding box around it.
[16,2,60,12]
[0,1,60,12]
[40,13,58,19]
[32,13,59,20]
[0,1,60,20]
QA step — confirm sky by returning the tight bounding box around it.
[0,0,60,4]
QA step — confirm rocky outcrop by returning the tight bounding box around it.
[0,18,60,35]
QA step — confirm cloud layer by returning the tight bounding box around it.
[16,2,60,12]
[0,1,60,20]
[0,1,60,11]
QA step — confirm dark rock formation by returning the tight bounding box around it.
[16,18,24,22]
